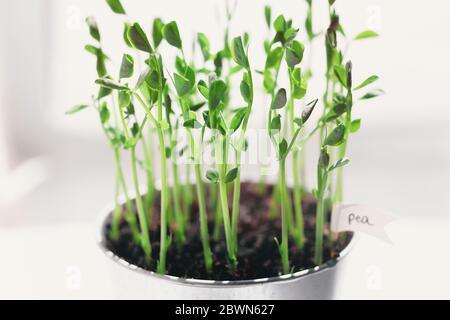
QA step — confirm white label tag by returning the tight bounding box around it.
[331,204,395,244]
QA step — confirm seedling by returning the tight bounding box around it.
[69,0,382,277]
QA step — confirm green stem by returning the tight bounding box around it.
[182,165,193,222]
[110,153,122,242]
[269,184,280,219]
[288,72,304,249]
[215,135,236,267]
[279,159,290,274]
[314,155,329,266]
[172,161,186,246]
[213,199,223,240]
[194,162,213,273]
[231,68,254,255]
[141,132,155,224]
[130,146,152,262]
[186,126,213,272]
[156,97,169,274]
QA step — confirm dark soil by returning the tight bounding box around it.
[103,183,352,281]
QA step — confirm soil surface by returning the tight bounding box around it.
[103,183,352,281]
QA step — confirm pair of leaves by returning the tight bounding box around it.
[206,168,239,184]
[334,65,379,91]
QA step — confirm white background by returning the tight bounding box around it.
[0,0,449,299]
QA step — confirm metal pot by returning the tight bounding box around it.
[97,201,355,300]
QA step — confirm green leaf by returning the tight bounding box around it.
[118,90,131,109]
[119,54,134,79]
[301,98,318,124]
[265,47,283,69]
[324,125,346,146]
[85,45,108,77]
[66,104,89,115]
[98,86,112,100]
[190,101,206,112]
[230,108,247,132]
[328,157,350,172]
[99,102,110,124]
[197,80,209,99]
[270,114,281,131]
[95,78,128,90]
[354,75,379,90]
[152,18,164,48]
[284,28,299,43]
[278,139,288,158]
[197,33,210,61]
[231,36,249,69]
[355,30,379,40]
[135,68,150,89]
[350,119,361,133]
[274,15,286,32]
[183,119,202,129]
[334,65,347,88]
[264,6,272,29]
[174,67,195,97]
[85,16,100,42]
[225,168,239,183]
[206,170,219,184]
[286,40,304,68]
[131,122,140,138]
[360,89,385,100]
[346,61,353,89]
[105,0,126,14]
[165,146,172,158]
[271,88,287,110]
[240,77,251,103]
[319,149,330,169]
[147,72,161,90]
[162,21,182,50]
[123,23,132,48]
[128,23,153,53]
[292,68,307,100]
[208,80,227,111]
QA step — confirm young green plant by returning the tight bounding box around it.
[162,21,214,273]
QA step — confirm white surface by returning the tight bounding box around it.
[1,218,449,299]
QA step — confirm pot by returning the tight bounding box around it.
[97,200,355,300]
